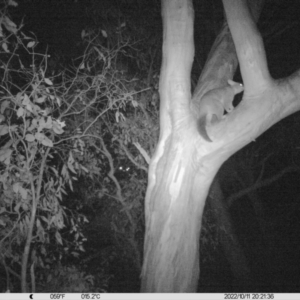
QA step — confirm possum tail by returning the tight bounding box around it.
[197,115,212,142]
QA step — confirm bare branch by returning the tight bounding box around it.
[227,165,299,207]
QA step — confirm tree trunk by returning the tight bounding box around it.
[141,0,300,292]
[210,179,251,290]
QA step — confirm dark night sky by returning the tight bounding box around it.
[9,0,300,77]
[8,1,300,70]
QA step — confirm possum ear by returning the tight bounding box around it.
[224,101,234,113]
[227,79,243,89]
[227,79,235,86]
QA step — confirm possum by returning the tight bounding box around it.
[197,79,244,142]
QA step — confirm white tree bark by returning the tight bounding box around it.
[141,0,300,292]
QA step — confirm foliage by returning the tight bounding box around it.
[0,6,92,292]
[68,25,159,281]
[0,1,161,291]
[37,264,99,293]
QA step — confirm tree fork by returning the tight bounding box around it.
[141,0,300,292]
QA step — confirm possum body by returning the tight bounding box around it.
[197,79,244,142]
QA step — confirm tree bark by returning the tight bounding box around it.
[209,179,251,290]
[141,0,300,292]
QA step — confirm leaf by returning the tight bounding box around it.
[61,164,68,178]
[1,140,13,150]
[38,117,52,131]
[49,166,58,177]
[9,125,17,132]
[56,97,61,106]
[25,215,30,226]
[0,217,6,226]
[52,120,64,134]
[38,117,46,131]
[40,216,49,226]
[25,134,35,142]
[14,202,21,213]
[43,116,52,129]
[36,219,45,242]
[27,41,36,48]
[0,148,12,165]
[21,203,29,211]
[68,179,73,191]
[55,231,63,245]
[60,187,67,195]
[71,251,79,258]
[41,245,46,255]
[15,92,23,105]
[79,62,85,70]
[22,94,34,113]
[3,16,17,34]
[68,160,76,174]
[131,100,138,107]
[0,125,9,136]
[35,132,45,141]
[1,43,9,53]
[13,182,20,193]
[41,136,53,147]
[119,112,125,122]
[36,219,42,229]
[49,215,56,226]
[47,274,52,283]
[33,104,41,114]
[28,118,38,131]
[19,186,28,200]
[80,165,89,173]
[35,96,46,103]
[44,78,53,85]
[8,0,18,7]
[18,154,25,161]
[67,152,76,174]
[22,94,30,105]
[56,119,66,128]
[17,107,24,117]
[39,108,51,116]
[19,220,24,236]
[0,100,10,114]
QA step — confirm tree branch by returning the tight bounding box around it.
[227,165,299,207]
[223,0,271,92]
